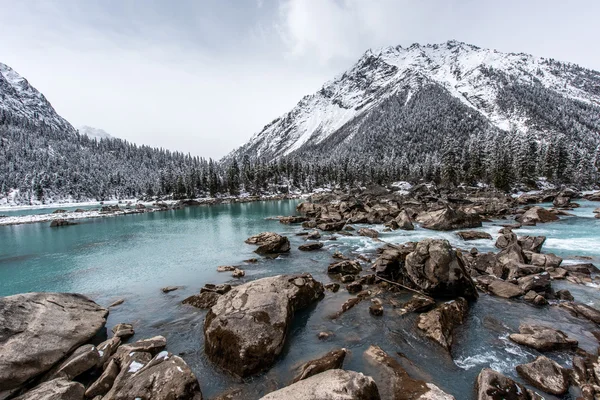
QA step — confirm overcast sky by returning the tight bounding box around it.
[1,0,599,159]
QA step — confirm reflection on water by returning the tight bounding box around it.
[1,199,599,399]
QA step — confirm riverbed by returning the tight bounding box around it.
[1,199,599,399]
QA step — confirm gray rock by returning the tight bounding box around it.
[259,370,380,400]
[245,232,291,255]
[358,228,379,238]
[559,302,600,324]
[50,219,77,227]
[395,209,414,230]
[204,274,324,377]
[518,206,559,226]
[518,273,551,293]
[364,345,455,400]
[418,206,482,231]
[0,293,107,393]
[12,378,84,400]
[487,279,524,299]
[298,242,324,251]
[516,356,569,395]
[457,231,492,241]
[182,291,220,309]
[509,324,578,351]
[85,359,119,398]
[398,295,436,314]
[328,260,362,275]
[403,239,478,300]
[417,298,468,352]
[518,236,547,253]
[96,336,121,368]
[43,344,100,381]
[475,368,542,400]
[103,351,202,400]
[528,252,561,268]
[111,323,134,339]
[293,349,347,383]
[369,299,383,316]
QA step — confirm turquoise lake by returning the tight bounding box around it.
[1,199,599,399]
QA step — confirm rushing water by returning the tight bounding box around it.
[1,199,599,399]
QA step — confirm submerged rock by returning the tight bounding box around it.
[0,293,108,393]
[403,239,478,300]
[204,274,324,377]
[516,356,569,395]
[509,324,578,351]
[298,242,324,251]
[259,370,380,400]
[417,298,468,352]
[293,349,347,383]
[182,291,220,309]
[49,219,77,227]
[475,368,542,400]
[245,232,290,255]
[364,345,455,400]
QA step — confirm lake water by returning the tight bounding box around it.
[1,199,599,399]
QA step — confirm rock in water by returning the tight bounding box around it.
[418,206,482,231]
[395,209,414,230]
[298,242,324,251]
[293,349,347,383]
[475,368,542,400]
[403,239,478,299]
[516,356,569,395]
[245,232,291,255]
[509,324,578,351]
[363,345,455,399]
[486,279,524,299]
[204,274,324,377]
[457,231,492,241]
[518,206,559,226]
[358,228,379,238]
[12,378,85,400]
[259,369,380,400]
[417,298,468,352]
[0,293,108,393]
[103,352,203,400]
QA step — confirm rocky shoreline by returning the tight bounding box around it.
[2,184,600,399]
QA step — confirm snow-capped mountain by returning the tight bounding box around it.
[230,40,600,161]
[78,125,114,140]
[0,62,75,133]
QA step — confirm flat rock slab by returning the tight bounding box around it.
[12,378,85,400]
[259,369,381,400]
[509,324,578,351]
[204,274,324,377]
[0,293,108,392]
[516,356,569,395]
[364,345,455,399]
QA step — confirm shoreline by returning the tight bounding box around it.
[0,194,303,227]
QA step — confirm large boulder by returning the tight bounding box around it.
[475,368,542,400]
[403,239,478,300]
[417,298,468,352]
[516,356,569,395]
[293,349,347,383]
[204,274,324,377]
[518,236,546,253]
[12,378,85,400]
[509,324,578,351]
[363,345,455,399]
[103,351,202,400]
[0,293,108,394]
[418,206,482,231]
[372,243,414,280]
[245,232,290,255]
[395,209,415,230]
[259,370,380,400]
[518,206,559,226]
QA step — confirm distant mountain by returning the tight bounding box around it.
[0,62,217,205]
[229,40,600,187]
[78,125,114,140]
[0,63,75,133]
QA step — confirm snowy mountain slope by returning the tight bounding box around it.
[78,125,114,140]
[230,40,600,161]
[0,63,75,133]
